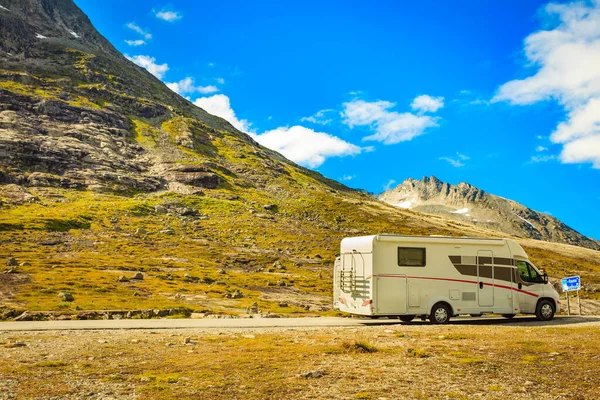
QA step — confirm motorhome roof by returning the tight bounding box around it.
[376,234,505,241]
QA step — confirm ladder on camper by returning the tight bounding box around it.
[339,253,358,293]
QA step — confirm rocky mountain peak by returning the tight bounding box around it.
[0,0,114,55]
[379,176,600,250]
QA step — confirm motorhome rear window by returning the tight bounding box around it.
[397,247,426,267]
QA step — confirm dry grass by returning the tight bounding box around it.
[1,323,599,399]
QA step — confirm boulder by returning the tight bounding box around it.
[14,312,33,321]
[117,275,130,283]
[6,257,18,267]
[154,205,168,214]
[58,292,74,302]
[131,272,144,280]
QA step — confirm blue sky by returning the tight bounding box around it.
[75,0,600,240]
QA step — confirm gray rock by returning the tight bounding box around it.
[230,290,244,299]
[263,204,277,211]
[131,272,144,280]
[249,302,259,314]
[58,292,74,302]
[155,205,168,214]
[14,312,33,321]
[298,370,325,379]
[153,309,169,317]
[135,227,147,235]
[117,275,130,283]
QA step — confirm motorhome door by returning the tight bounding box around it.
[477,250,494,307]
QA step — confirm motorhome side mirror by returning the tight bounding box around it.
[543,273,548,284]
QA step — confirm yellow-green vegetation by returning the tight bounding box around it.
[1,178,599,316]
[132,119,161,147]
[0,80,63,100]
[0,182,430,314]
[1,323,599,399]
[0,75,102,110]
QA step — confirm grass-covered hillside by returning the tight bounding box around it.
[2,183,599,317]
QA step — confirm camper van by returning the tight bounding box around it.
[333,235,560,323]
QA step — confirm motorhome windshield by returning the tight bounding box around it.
[517,261,544,283]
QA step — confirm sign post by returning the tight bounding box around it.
[561,276,581,316]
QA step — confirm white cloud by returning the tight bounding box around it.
[250,126,363,168]
[411,95,445,113]
[536,145,548,152]
[166,77,218,95]
[341,175,355,181]
[492,1,600,169]
[126,22,152,40]
[125,55,168,79]
[383,179,396,191]
[125,39,146,46]
[440,152,469,167]
[216,78,225,84]
[194,94,252,133]
[530,154,556,163]
[193,94,363,167]
[560,134,600,167]
[155,10,182,22]
[300,109,335,125]
[342,98,441,145]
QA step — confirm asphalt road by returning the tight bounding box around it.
[1,315,598,331]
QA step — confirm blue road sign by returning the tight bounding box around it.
[561,276,580,292]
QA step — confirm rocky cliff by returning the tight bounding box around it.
[0,0,325,194]
[379,176,600,250]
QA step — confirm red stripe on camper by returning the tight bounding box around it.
[372,275,540,298]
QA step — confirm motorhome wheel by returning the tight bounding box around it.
[535,300,555,321]
[429,303,450,324]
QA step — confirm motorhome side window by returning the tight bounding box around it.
[397,247,426,267]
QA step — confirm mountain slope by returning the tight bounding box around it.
[379,176,600,251]
[0,1,599,318]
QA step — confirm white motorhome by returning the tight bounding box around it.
[333,235,560,323]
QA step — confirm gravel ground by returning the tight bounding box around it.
[1,317,599,399]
